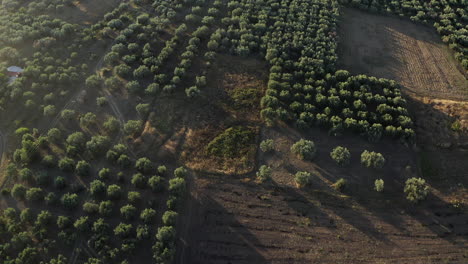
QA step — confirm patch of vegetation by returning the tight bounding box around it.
[259,139,274,153]
[332,178,346,192]
[291,139,316,161]
[450,120,461,132]
[330,146,351,166]
[294,171,313,188]
[404,178,429,203]
[360,150,385,169]
[374,179,384,192]
[228,87,260,108]
[256,165,272,183]
[206,126,256,159]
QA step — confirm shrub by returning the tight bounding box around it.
[136,224,150,240]
[157,165,167,175]
[57,216,71,229]
[330,146,351,166]
[66,132,86,148]
[83,202,99,214]
[35,210,53,226]
[47,128,62,143]
[45,192,57,205]
[256,165,272,183]
[12,184,27,200]
[90,180,106,196]
[20,208,33,223]
[43,105,56,117]
[332,178,347,192]
[92,218,109,234]
[19,168,34,182]
[118,154,132,168]
[259,139,274,152]
[114,223,133,238]
[404,178,429,203]
[25,187,43,201]
[61,109,76,120]
[58,157,75,172]
[107,185,122,200]
[98,168,111,180]
[140,208,156,223]
[148,176,164,192]
[360,150,385,169]
[374,179,384,192]
[96,97,107,106]
[294,171,312,188]
[80,112,97,128]
[74,216,90,232]
[124,120,142,136]
[99,200,113,216]
[61,193,79,209]
[104,117,120,134]
[54,176,66,189]
[169,178,186,197]
[86,136,111,156]
[135,158,153,174]
[291,139,316,161]
[174,167,187,178]
[131,173,146,188]
[75,160,91,176]
[120,204,137,220]
[128,191,141,204]
[162,211,178,226]
[136,103,150,117]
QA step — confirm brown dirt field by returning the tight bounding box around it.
[177,125,468,264]
[338,7,468,101]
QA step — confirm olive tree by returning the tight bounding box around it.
[330,146,351,166]
[291,139,316,160]
[404,178,429,203]
[294,171,312,188]
[360,150,385,169]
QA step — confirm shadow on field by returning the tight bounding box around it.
[176,194,268,264]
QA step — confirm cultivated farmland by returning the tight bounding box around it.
[0,0,466,263]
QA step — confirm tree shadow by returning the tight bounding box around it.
[175,192,269,264]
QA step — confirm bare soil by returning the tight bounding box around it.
[177,126,468,264]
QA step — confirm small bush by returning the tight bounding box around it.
[374,179,384,192]
[256,165,272,183]
[148,176,164,192]
[404,178,429,203]
[360,150,385,169]
[332,178,347,192]
[259,139,274,153]
[96,97,107,106]
[294,171,312,188]
[291,139,316,161]
[174,167,187,178]
[330,146,351,166]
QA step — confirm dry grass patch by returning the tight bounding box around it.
[182,125,258,175]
